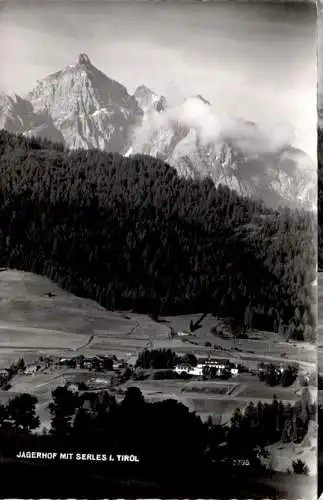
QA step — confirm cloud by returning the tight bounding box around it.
[132,93,296,157]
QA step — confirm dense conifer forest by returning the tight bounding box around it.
[0,130,315,341]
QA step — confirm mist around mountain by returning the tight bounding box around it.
[0,53,316,210]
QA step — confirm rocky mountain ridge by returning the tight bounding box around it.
[0,53,316,210]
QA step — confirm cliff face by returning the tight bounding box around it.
[130,95,316,210]
[26,53,143,153]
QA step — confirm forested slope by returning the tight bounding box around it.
[0,130,315,341]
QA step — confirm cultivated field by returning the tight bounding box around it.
[120,374,307,425]
[0,269,315,364]
[167,316,315,366]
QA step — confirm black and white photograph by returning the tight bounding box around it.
[0,0,318,498]
[317,1,323,499]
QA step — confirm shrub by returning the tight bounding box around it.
[292,459,309,475]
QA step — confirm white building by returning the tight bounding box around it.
[187,366,203,376]
[66,382,79,393]
[24,364,38,375]
[177,331,190,337]
[174,358,239,378]
[59,357,72,364]
[174,364,203,376]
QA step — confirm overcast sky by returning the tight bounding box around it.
[0,0,317,158]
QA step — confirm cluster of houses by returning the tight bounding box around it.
[58,355,123,371]
[17,354,125,378]
[256,362,300,387]
[24,364,39,375]
[257,362,286,376]
[1,363,41,378]
[173,358,239,378]
[65,381,80,393]
[0,359,40,387]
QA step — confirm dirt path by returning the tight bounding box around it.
[77,334,94,351]
[32,371,68,390]
[123,315,153,348]
[238,351,315,368]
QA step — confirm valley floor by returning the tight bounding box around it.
[0,268,316,484]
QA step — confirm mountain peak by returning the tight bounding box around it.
[135,85,155,94]
[134,85,157,99]
[0,92,23,105]
[75,53,92,66]
[26,53,142,153]
[134,85,167,112]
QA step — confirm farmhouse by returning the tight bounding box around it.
[188,366,204,376]
[177,331,190,337]
[205,360,226,370]
[257,362,286,375]
[174,364,190,375]
[113,360,125,370]
[59,357,72,364]
[197,358,239,378]
[67,355,114,371]
[24,364,38,375]
[199,357,230,365]
[66,382,79,393]
[174,359,238,378]
[174,364,203,376]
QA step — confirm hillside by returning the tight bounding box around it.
[0,130,316,342]
[0,268,171,368]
